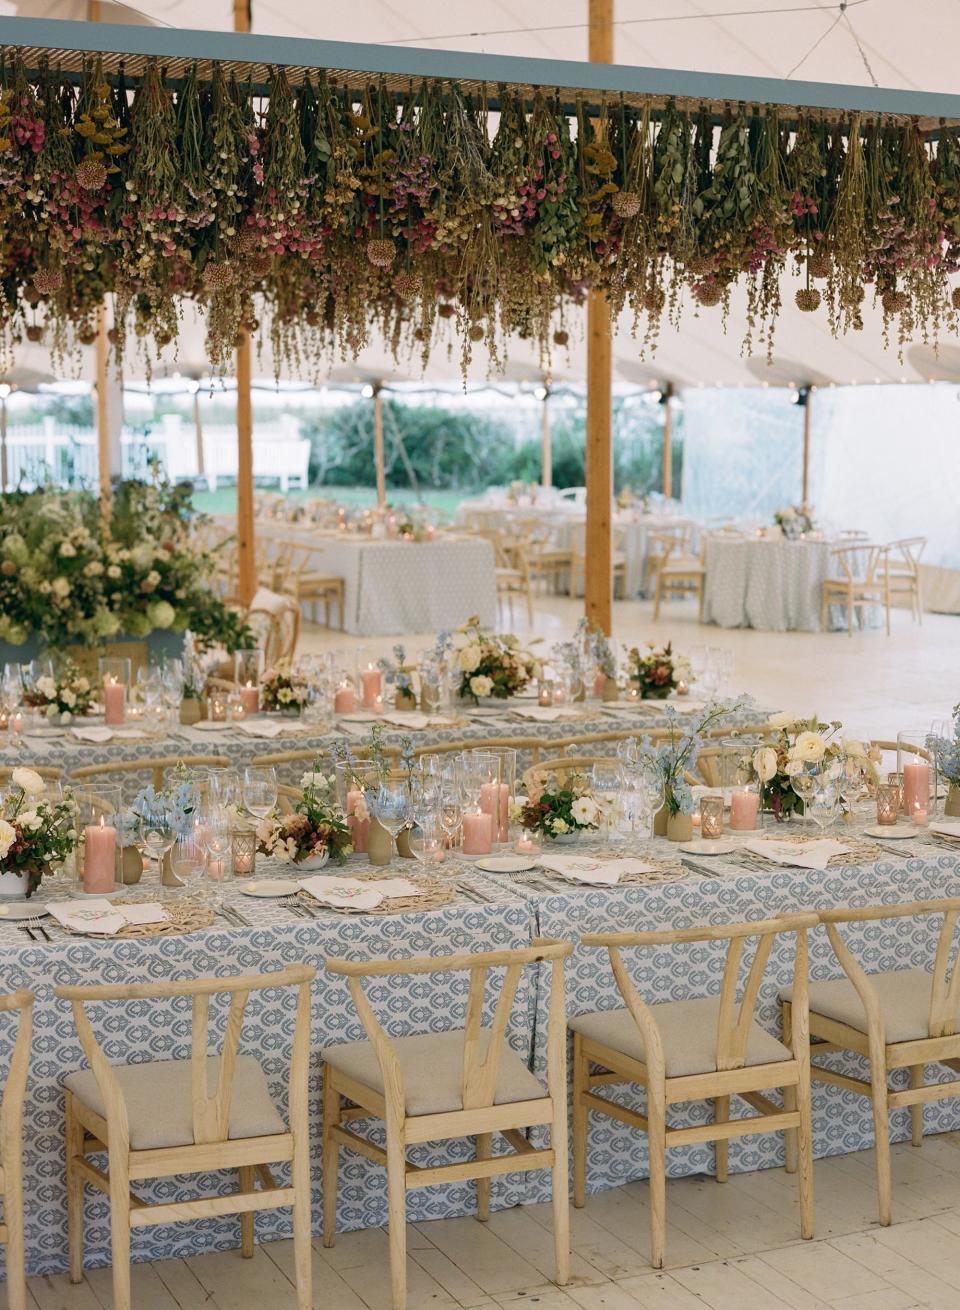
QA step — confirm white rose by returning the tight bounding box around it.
[60,689,77,708]
[570,796,599,826]
[458,645,481,673]
[12,767,45,796]
[794,731,827,763]
[75,677,90,693]
[753,746,779,783]
[84,560,104,577]
[19,810,42,833]
[768,711,795,730]
[107,565,121,579]
[35,676,56,698]
[469,675,493,698]
[0,818,15,858]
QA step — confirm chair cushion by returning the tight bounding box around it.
[783,967,936,1044]
[569,997,792,1079]
[64,1055,286,1151]
[322,1030,546,1117]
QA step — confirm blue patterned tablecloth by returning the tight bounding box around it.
[3,826,951,1278]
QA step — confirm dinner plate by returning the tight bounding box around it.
[189,719,230,732]
[863,826,917,840]
[677,840,742,856]
[239,879,299,898]
[475,856,537,873]
[0,901,50,919]
[26,726,65,739]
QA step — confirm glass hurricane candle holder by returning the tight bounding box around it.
[231,830,257,877]
[234,649,263,715]
[538,679,555,707]
[699,794,725,839]
[876,782,900,826]
[887,771,904,813]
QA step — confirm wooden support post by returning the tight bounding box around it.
[373,384,386,508]
[233,0,256,605]
[801,386,814,510]
[95,302,112,526]
[661,382,674,501]
[541,383,552,489]
[584,0,614,635]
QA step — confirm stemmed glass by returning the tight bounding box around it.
[807,767,839,836]
[199,802,232,902]
[624,758,664,846]
[369,778,412,845]
[170,820,208,897]
[243,766,278,821]
[837,752,866,826]
[137,796,175,887]
[791,767,817,830]
[1,663,22,712]
[409,815,446,867]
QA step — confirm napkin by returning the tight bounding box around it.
[744,838,850,871]
[299,875,425,910]
[48,899,167,935]
[510,706,582,722]
[71,726,113,743]
[378,711,452,730]
[235,719,311,739]
[337,711,381,723]
[930,822,960,840]
[538,855,655,885]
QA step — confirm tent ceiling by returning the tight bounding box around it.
[4,2,960,389]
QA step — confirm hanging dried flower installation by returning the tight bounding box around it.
[0,52,957,379]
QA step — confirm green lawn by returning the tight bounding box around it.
[192,485,470,519]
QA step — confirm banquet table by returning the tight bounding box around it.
[264,529,497,636]
[0,697,769,786]
[3,827,959,1278]
[703,536,879,633]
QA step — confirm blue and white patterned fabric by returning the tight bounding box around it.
[4,833,953,1279]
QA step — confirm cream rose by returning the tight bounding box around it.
[768,711,796,730]
[12,767,45,796]
[469,674,494,698]
[458,645,482,673]
[0,819,15,859]
[571,796,599,826]
[793,731,827,763]
[753,746,779,783]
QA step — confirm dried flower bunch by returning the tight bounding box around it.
[1,54,957,378]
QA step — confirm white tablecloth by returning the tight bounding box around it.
[290,534,497,636]
[703,537,878,633]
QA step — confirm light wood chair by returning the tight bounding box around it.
[652,535,706,621]
[644,525,692,596]
[70,755,231,792]
[57,966,315,1310]
[884,537,926,624]
[492,534,534,625]
[821,544,890,636]
[276,546,346,631]
[784,897,960,1227]
[569,523,628,599]
[322,940,573,1310]
[247,592,302,665]
[0,990,33,1310]
[573,914,817,1268]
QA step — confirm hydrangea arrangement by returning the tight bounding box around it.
[21,662,94,722]
[519,775,603,840]
[0,766,77,896]
[256,766,352,865]
[627,641,691,699]
[454,616,539,703]
[260,660,310,713]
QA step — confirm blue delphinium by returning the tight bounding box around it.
[637,697,751,815]
[929,704,960,785]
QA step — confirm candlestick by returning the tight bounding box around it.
[83,815,117,893]
[239,681,260,716]
[729,788,760,831]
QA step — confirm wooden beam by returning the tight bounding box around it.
[234,0,255,606]
[373,384,386,509]
[801,386,814,510]
[661,383,674,500]
[584,0,613,636]
[95,301,111,525]
[0,394,7,493]
[541,384,552,489]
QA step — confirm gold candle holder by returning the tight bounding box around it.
[231,831,257,877]
[699,795,724,839]
[887,771,904,814]
[876,782,900,826]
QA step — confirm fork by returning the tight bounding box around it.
[19,918,51,942]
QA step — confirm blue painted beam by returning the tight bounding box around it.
[1,14,959,121]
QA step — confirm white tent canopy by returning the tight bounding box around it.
[5,0,960,389]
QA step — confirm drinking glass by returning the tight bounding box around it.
[627,758,665,842]
[207,767,240,810]
[791,768,817,828]
[808,768,839,835]
[170,822,208,897]
[837,752,866,819]
[591,761,624,848]
[242,766,277,820]
[199,803,233,901]
[369,779,411,841]
[409,816,446,867]
[1,663,22,711]
[137,797,174,881]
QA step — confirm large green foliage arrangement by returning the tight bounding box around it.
[0,474,251,651]
[0,57,958,375]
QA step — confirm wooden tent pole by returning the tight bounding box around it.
[541,383,552,489]
[373,383,386,508]
[661,382,674,500]
[95,301,111,528]
[233,0,256,605]
[801,385,814,510]
[584,0,614,635]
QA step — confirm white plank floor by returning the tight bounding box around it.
[298,593,960,743]
[17,1136,960,1309]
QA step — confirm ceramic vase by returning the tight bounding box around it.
[367,818,394,866]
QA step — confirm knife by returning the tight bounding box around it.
[680,858,723,879]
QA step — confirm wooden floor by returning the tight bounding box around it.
[298,593,960,744]
[18,1135,960,1309]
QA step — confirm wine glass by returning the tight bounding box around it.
[409,815,446,867]
[791,767,817,829]
[137,796,174,883]
[625,758,665,843]
[243,765,277,820]
[207,767,240,811]
[1,663,22,711]
[369,779,411,842]
[837,751,866,823]
[199,803,232,902]
[808,768,838,836]
[170,821,208,897]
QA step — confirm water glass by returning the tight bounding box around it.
[242,765,277,819]
[170,822,208,897]
[369,779,411,840]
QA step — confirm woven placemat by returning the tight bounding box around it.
[60,898,215,939]
[743,835,880,868]
[298,870,455,915]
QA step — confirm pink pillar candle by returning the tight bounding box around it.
[347,788,369,854]
[239,682,260,716]
[902,760,929,816]
[360,667,383,709]
[103,677,125,725]
[83,818,116,893]
[334,683,356,714]
[498,782,510,843]
[593,672,607,699]
[462,809,493,856]
[729,789,760,831]
[10,712,24,735]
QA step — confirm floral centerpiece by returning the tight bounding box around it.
[21,662,94,722]
[773,506,815,540]
[638,698,751,840]
[454,616,539,704]
[261,660,310,714]
[256,767,352,867]
[0,767,77,899]
[519,775,603,841]
[627,641,691,699]
[749,713,876,820]
[930,704,960,816]
[378,644,417,709]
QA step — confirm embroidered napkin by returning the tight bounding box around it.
[298,875,425,910]
[509,705,582,722]
[538,855,655,885]
[744,838,850,871]
[379,711,452,730]
[48,899,167,935]
[236,719,310,739]
[71,726,148,743]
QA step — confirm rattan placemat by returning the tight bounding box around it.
[298,870,455,915]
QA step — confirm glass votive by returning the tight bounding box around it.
[699,795,724,839]
[231,830,257,877]
[0,707,10,731]
[209,694,227,723]
[876,782,900,826]
[887,771,904,813]
[10,709,26,736]
[228,693,247,722]
[538,679,555,707]
[514,833,541,857]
